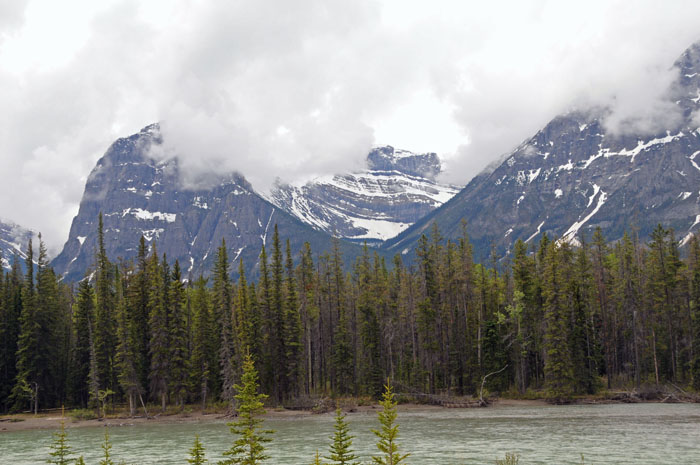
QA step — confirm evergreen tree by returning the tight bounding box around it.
[213,240,236,409]
[542,241,574,401]
[169,260,190,407]
[148,250,170,411]
[94,214,117,393]
[11,238,40,412]
[190,276,215,407]
[372,381,409,465]
[70,280,95,407]
[47,419,75,465]
[188,435,208,465]
[283,239,303,398]
[220,354,273,465]
[325,408,360,465]
[99,429,115,465]
[114,265,143,417]
[310,450,325,465]
[689,236,700,390]
[0,258,22,412]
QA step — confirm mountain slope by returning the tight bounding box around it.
[384,41,700,260]
[0,218,33,271]
[268,146,459,244]
[51,125,365,282]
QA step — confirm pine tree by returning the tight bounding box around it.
[99,429,115,465]
[689,236,700,390]
[148,250,170,411]
[70,280,95,407]
[169,260,190,407]
[325,408,360,465]
[372,381,409,465]
[270,225,287,402]
[11,238,40,413]
[220,353,273,465]
[283,239,303,398]
[0,258,22,412]
[94,214,117,393]
[542,240,574,401]
[310,450,325,465]
[213,239,237,408]
[190,275,215,408]
[47,419,75,465]
[188,435,208,464]
[114,265,143,417]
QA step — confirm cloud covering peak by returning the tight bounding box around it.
[1,0,700,252]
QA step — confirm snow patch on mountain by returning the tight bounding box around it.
[269,146,459,242]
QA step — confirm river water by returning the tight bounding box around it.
[1,403,698,464]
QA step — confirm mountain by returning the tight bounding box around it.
[384,40,700,260]
[51,124,364,283]
[268,146,459,244]
[0,218,33,271]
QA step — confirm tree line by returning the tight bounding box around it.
[2,214,700,413]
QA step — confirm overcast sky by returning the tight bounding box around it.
[1,0,700,253]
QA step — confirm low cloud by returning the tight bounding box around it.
[1,0,700,252]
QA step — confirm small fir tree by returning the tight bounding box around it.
[188,435,208,464]
[311,450,324,465]
[325,409,359,465]
[372,381,409,465]
[99,429,114,465]
[220,353,273,465]
[47,418,74,465]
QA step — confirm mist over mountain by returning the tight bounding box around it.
[383,41,700,261]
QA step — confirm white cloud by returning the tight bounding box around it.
[1,0,700,253]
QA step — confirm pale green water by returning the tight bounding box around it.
[1,403,699,464]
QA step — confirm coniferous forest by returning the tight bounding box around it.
[2,213,700,415]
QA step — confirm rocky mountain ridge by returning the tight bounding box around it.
[268,146,459,243]
[383,41,700,260]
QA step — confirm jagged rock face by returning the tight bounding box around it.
[0,219,33,271]
[51,125,361,283]
[384,41,700,261]
[268,146,459,243]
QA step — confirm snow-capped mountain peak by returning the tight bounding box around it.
[269,146,460,243]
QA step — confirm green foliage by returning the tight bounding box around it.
[310,450,325,465]
[372,381,409,465]
[99,429,114,465]
[220,354,273,465]
[47,420,75,465]
[188,435,207,464]
[69,408,97,421]
[325,409,359,465]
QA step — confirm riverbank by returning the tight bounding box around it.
[0,400,554,433]
[5,386,699,434]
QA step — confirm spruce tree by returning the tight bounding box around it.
[213,240,236,408]
[542,241,574,401]
[283,239,303,398]
[372,381,409,465]
[94,214,117,393]
[99,429,115,465]
[325,408,360,465]
[311,450,325,465]
[114,265,143,417]
[47,419,75,465]
[11,238,39,413]
[169,260,190,407]
[148,250,170,411]
[220,353,273,465]
[188,435,208,464]
[689,236,700,390]
[190,275,215,407]
[70,280,95,407]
